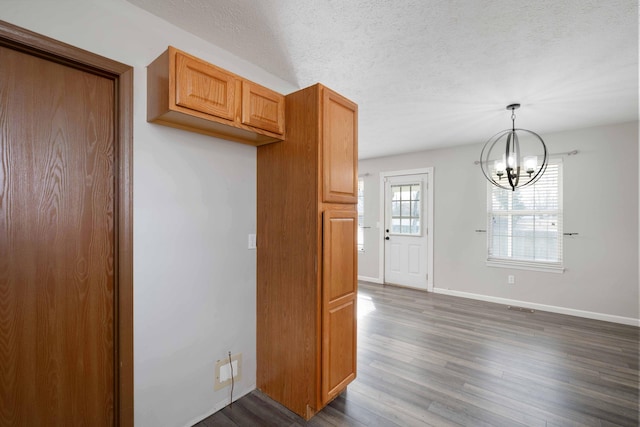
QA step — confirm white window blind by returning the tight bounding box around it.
[487,159,563,272]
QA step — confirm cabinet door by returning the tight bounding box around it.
[322,88,358,204]
[175,51,235,120]
[321,209,357,404]
[241,80,285,134]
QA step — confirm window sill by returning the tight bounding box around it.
[486,259,564,273]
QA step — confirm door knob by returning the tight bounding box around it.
[385,236,390,240]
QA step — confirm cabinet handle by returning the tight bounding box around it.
[385,237,390,240]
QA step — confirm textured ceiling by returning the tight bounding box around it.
[128,0,638,159]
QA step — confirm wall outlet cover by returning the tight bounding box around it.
[214,353,242,391]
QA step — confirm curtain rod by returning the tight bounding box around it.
[473,149,578,165]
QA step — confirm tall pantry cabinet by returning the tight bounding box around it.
[257,83,358,420]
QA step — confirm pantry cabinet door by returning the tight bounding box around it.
[322,89,358,204]
[321,209,357,404]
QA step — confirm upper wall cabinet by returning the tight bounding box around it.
[147,46,285,146]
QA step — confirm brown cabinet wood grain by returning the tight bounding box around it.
[322,209,357,404]
[257,83,357,420]
[241,80,285,134]
[147,46,285,146]
[175,51,236,120]
[322,90,358,204]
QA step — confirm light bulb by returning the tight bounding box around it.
[524,156,537,173]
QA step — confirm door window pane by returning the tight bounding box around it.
[390,183,421,235]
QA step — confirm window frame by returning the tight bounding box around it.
[486,158,564,273]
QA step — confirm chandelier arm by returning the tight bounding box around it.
[518,130,549,187]
[512,131,521,187]
[505,132,513,189]
[480,129,511,186]
[506,166,517,190]
[505,131,519,190]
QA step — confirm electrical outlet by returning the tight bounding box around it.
[508,275,515,285]
[214,353,242,390]
[248,234,256,250]
[219,360,237,382]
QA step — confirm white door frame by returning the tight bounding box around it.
[379,167,434,291]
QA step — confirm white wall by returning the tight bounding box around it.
[0,1,297,425]
[359,121,639,323]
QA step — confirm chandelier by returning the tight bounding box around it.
[480,104,548,191]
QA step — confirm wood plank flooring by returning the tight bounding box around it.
[196,282,639,426]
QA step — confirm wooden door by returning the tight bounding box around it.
[322,88,358,204]
[0,38,129,425]
[321,209,357,405]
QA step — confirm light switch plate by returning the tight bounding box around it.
[248,234,256,250]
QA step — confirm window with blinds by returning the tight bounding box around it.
[487,159,564,272]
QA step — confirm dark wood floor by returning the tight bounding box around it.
[197,282,639,426]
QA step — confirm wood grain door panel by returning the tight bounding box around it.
[325,300,356,399]
[321,209,357,405]
[175,51,235,120]
[324,215,357,301]
[241,80,285,134]
[0,45,116,426]
[322,89,358,204]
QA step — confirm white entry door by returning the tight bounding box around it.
[383,171,433,290]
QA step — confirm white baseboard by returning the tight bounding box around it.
[184,384,255,427]
[358,275,383,284]
[433,288,640,327]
